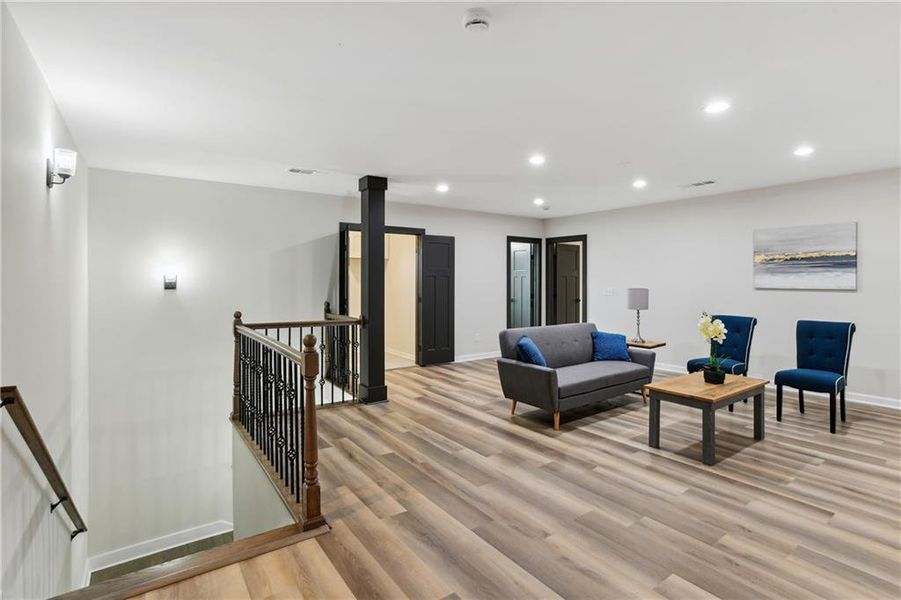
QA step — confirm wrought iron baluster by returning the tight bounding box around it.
[277,353,285,479]
[352,324,360,400]
[318,326,326,407]
[295,359,302,503]
[260,346,267,451]
[267,347,276,462]
[336,326,344,403]
[240,336,246,427]
[336,325,353,402]
[260,345,267,448]
[290,360,298,498]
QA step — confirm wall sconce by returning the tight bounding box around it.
[46,148,78,188]
[163,275,178,290]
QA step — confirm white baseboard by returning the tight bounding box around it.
[386,348,415,361]
[455,350,500,363]
[655,362,899,410]
[84,520,233,583]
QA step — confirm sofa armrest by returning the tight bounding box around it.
[496,358,559,412]
[628,348,656,381]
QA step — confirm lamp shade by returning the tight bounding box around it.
[627,288,649,310]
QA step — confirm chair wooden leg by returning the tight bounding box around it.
[553,411,561,431]
[840,388,846,422]
[776,385,783,421]
[510,399,517,416]
[798,389,805,414]
[641,387,648,404]
[728,403,734,412]
[829,392,836,434]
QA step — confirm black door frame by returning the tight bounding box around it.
[545,234,588,325]
[506,236,542,328]
[338,222,426,317]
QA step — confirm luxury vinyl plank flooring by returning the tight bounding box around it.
[136,360,901,599]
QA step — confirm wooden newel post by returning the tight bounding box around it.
[301,334,326,530]
[232,311,243,420]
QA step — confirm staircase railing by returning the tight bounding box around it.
[231,307,360,531]
[238,303,362,405]
[0,386,87,540]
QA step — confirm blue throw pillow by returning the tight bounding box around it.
[516,335,547,367]
[592,331,632,362]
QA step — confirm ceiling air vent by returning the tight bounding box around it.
[680,180,716,188]
[287,168,321,175]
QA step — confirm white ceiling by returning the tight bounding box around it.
[8,2,900,218]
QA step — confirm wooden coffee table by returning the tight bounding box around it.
[643,372,769,465]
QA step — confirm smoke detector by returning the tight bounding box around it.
[462,8,491,32]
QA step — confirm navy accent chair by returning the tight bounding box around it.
[687,315,758,412]
[775,320,856,434]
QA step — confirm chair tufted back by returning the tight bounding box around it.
[710,315,758,368]
[498,323,597,368]
[796,320,856,378]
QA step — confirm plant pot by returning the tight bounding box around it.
[703,368,726,384]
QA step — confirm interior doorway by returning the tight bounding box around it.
[338,222,455,368]
[546,235,587,325]
[347,230,419,369]
[506,236,542,328]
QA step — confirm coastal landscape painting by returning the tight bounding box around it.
[753,223,857,290]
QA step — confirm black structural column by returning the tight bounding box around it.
[359,175,388,403]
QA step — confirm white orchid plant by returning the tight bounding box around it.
[698,312,728,373]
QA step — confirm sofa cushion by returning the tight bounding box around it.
[556,361,649,398]
[498,323,597,368]
[516,335,547,367]
[592,331,632,362]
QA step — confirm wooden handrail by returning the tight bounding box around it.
[232,311,326,531]
[0,386,87,539]
[243,315,361,330]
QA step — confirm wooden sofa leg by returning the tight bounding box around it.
[510,399,517,416]
[641,387,648,404]
[553,411,561,431]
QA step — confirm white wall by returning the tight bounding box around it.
[87,168,542,559]
[385,233,416,359]
[1,6,90,597]
[544,169,901,405]
[231,428,293,541]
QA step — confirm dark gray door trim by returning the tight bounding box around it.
[545,234,588,325]
[506,236,542,328]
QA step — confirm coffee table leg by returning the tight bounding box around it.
[649,397,660,449]
[702,407,716,465]
[754,393,765,440]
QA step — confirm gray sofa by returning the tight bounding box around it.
[497,323,656,430]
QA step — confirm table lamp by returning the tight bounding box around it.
[627,288,649,343]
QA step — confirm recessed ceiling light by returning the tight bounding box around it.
[703,100,731,114]
[528,154,546,166]
[793,145,815,157]
[533,197,545,206]
[435,183,449,193]
[632,179,647,189]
